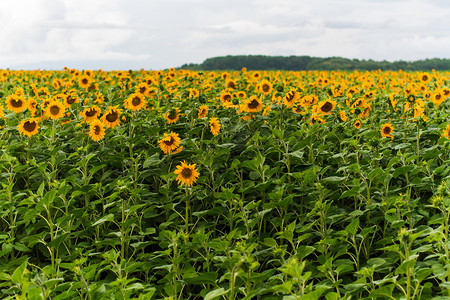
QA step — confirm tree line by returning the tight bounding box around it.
[179,55,450,71]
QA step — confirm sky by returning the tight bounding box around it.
[1,0,450,70]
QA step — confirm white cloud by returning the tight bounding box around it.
[1,0,450,70]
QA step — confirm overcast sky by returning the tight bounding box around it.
[2,0,450,70]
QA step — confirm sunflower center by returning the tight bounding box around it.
[139,87,147,94]
[321,102,333,112]
[81,78,88,85]
[132,96,141,106]
[181,167,193,179]
[163,137,174,146]
[66,95,76,104]
[422,75,428,81]
[248,99,260,109]
[383,126,392,135]
[435,94,442,100]
[11,98,23,108]
[262,84,270,93]
[94,125,101,135]
[50,105,60,115]
[223,94,231,102]
[85,109,97,117]
[106,111,118,122]
[23,121,37,132]
[168,113,177,120]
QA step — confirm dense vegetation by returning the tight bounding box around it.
[180,55,450,71]
[0,68,450,299]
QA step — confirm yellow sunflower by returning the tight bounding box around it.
[442,125,450,139]
[125,93,146,111]
[353,119,362,129]
[174,161,200,187]
[78,75,92,89]
[283,90,300,107]
[81,105,101,123]
[159,132,182,155]
[380,123,394,138]
[46,100,65,120]
[258,80,273,95]
[220,90,233,104]
[339,111,347,122]
[6,95,27,113]
[166,109,180,124]
[63,93,79,108]
[18,118,39,138]
[198,105,208,119]
[418,72,431,84]
[101,106,122,129]
[89,119,106,142]
[209,117,221,136]
[240,95,264,113]
[316,99,336,115]
[189,88,200,98]
[432,89,445,106]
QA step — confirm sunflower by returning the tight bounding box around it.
[339,111,347,122]
[18,118,39,138]
[241,95,264,113]
[432,89,445,106]
[220,90,233,104]
[443,125,450,139]
[81,105,101,123]
[198,105,208,119]
[316,99,336,115]
[79,75,92,89]
[125,93,146,111]
[418,72,431,84]
[6,95,27,113]
[188,88,200,98]
[136,82,150,96]
[235,91,246,99]
[310,115,324,125]
[101,106,122,128]
[166,109,180,124]
[46,100,65,120]
[225,79,237,89]
[258,80,273,95]
[63,93,79,108]
[209,117,221,136]
[89,119,106,142]
[283,90,300,107]
[174,161,200,187]
[380,123,394,138]
[159,132,182,155]
[353,119,362,129]
[27,98,38,115]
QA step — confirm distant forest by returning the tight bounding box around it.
[179,55,450,71]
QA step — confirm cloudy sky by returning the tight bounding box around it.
[2,0,450,70]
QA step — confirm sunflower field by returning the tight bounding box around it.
[0,67,450,299]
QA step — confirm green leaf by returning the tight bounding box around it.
[143,154,164,168]
[204,288,229,300]
[11,259,28,284]
[92,214,115,226]
[345,218,359,236]
[183,272,218,285]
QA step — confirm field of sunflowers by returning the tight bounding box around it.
[0,67,450,299]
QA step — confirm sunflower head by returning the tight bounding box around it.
[89,119,106,142]
[6,95,27,113]
[174,161,200,187]
[125,93,146,111]
[380,123,394,138]
[46,100,65,120]
[209,117,221,136]
[102,106,122,128]
[198,105,208,119]
[18,118,40,138]
[159,132,182,155]
[442,125,450,139]
[241,95,263,113]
